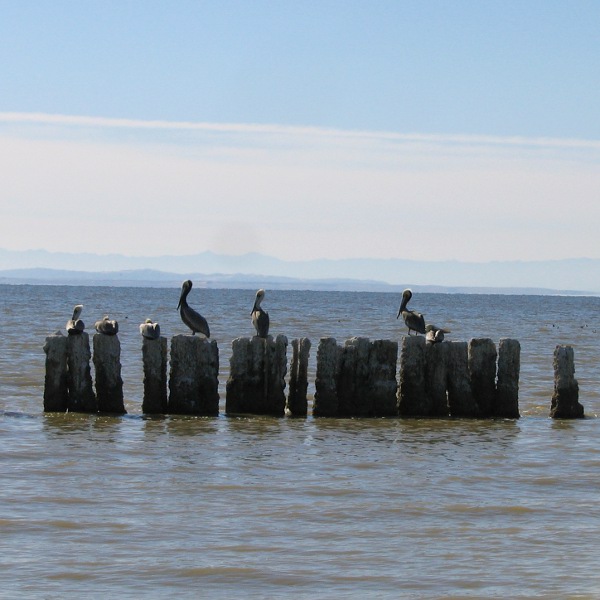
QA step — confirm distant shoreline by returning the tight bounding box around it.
[0,267,595,297]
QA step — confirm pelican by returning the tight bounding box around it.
[425,324,450,344]
[139,318,161,340]
[66,304,85,335]
[177,280,210,337]
[251,289,270,338]
[397,289,426,335]
[95,315,119,335]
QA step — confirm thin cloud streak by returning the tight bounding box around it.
[2,111,600,151]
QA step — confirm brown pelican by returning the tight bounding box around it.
[425,324,450,344]
[397,289,426,335]
[177,280,210,337]
[95,315,119,335]
[139,318,161,340]
[66,304,85,335]
[251,289,270,338]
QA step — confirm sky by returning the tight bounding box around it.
[1,1,599,266]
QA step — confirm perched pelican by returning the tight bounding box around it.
[251,289,270,338]
[425,324,450,344]
[397,289,426,335]
[139,318,161,340]
[66,304,85,335]
[95,315,119,335]
[177,280,210,337]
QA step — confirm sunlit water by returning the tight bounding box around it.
[1,284,600,598]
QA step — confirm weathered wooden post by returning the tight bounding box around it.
[496,338,520,418]
[425,342,449,417]
[369,339,399,416]
[286,337,311,417]
[313,337,341,417]
[93,334,126,414]
[468,338,497,417]
[446,341,478,417]
[337,337,371,416]
[168,335,219,415]
[225,335,288,416]
[43,332,69,412]
[398,336,429,416]
[550,345,584,418]
[141,336,168,414]
[66,332,97,413]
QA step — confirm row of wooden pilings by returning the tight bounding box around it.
[43,332,585,418]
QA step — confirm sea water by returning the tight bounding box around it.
[1,284,600,598]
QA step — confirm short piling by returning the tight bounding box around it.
[168,335,219,415]
[398,336,429,416]
[424,341,449,417]
[447,342,478,417]
[468,338,497,417]
[496,338,520,418]
[66,332,97,413]
[93,334,125,414]
[43,332,69,412]
[550,345,584,419]
[286,337,311,417]
[225,335,288,416]
[313,337,341,417]
[141,336,168,414]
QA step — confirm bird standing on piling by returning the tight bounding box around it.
[397,289,426,335]
[66,304,85,335]
[177,280,210,337]
[425,323,450,344]
[251,289,270,338]
[139,318,161,340]
[95,315,119,335]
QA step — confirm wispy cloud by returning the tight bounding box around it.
[1,112,599,263]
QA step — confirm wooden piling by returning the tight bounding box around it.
[141,336,168,414]
[424,341,449,417]
[225,335,288,416]
[66,332,97,413]
[43,332,69,412]
[447,342,478,417]
[93,334,126,414]
[496,338,520,418]
[550,345,584,419]
[168,335,219,415]
[313,337,341,417]
[286,337,311,417]
[468,338,497,417]
[398,336,429,416]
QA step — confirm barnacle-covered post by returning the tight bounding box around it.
[93,333,126,414]
[495,338,520,418]
[141,336,168,414]
[286,337,311,417]
[66,332,97,413]
[43,332,69,412]
[225,335,288,416]
[168,335,219,415]
[550,345,584,419]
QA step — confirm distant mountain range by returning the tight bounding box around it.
[0,248,598,295]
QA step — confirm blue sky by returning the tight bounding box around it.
[1,1,599,265]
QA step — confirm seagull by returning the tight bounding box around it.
[95,315,119,335]
[251,289,270,338]
[139,318,161,340]
[397,289,426,335]
[425,324,450,344]
[66,304,85,335]
[177,280,210,337]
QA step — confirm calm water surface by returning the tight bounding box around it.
[1,285,600,598]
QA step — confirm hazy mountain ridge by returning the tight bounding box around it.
[0,248,598,294]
